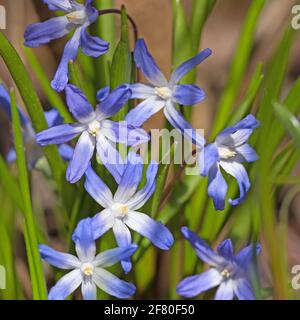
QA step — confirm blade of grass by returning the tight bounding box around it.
[273,102,300,150]
[93,0,116,88]
[191,0,216,53]
[10,88,47,300]
[110,6,132,121]
[211,0,265,138]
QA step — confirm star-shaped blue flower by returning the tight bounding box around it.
[75,152,174,273]
[176,227,261,300]
[36,84,149,184]
[126,38,212,147]
[200,115,259,210]
[24,0,109,92]
[40,218,137,300]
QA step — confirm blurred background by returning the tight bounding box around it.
[1,0,300,299]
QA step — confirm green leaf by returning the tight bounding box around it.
[172,0,193,82]
[93,0,116,88]
[211,0,265,138]
[191,0,216,52]
[228,63,264,126]
[110,6,132,121]
[273,102,300,150]
[10,88,47,300]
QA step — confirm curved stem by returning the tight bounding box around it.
[98,8,139,43]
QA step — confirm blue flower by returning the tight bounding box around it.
[40,218,137,300]
[125,39,212,147]
[200,115,259,211]
[36,84,149,184]
[24,0,109,92]
[0,84,73,169]
[76,152,174,273]
[176,227,261,300]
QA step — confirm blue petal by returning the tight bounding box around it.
[65,85,94,122]
[134,39,168,87]
[72,218,96,261]
[216,115,259,147]
[126,211,174,250]
[96,133,125,184]
[220,161,250,206]
[130,83,156,99]
[176,269,222,298]
[114,152,143,203]
[164,101,205,147]
[112,220,133,273]
[58,144,74,161]
[94,267,136,299]
[234,279,255,300]
[94,244,138,268]
[44,109,63,127]
[172,84,206,105]
[81,281,97,300]
[0,84,29,125]
[170,48,212,86]
[200,143,219,176]
[181,227,226,267]
[80,27,109,58]
[39,244,80,269]
[125,96,165,128]
[24,16,71,48]
[102,120,149,146]
[207,164,228,211]
[215,280,234,300]
[127,161,158,210]
[84,166,113,208]
[235,244,261,271]
[48,269,82,300]
[6,148,17,163]
[91,210,115,239]
[96,84,132,119]
[97,87,110,102]
[42,0,74,11]
[236,144,259,162]
[217,239,234,261]
[36,123,85,146]
[51,28,81,92]
[66,131,95,183]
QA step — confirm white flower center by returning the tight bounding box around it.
[88,120,101,137]
[218,147,237,160]
[81,262,94,277]
[66,10,87,25]
[220,268,231,279]
[154,87,172,100]
[111,203,129,218]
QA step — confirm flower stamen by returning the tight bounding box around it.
[81,262,94,277]
[67,10,87,24]
[218,147,237,160]
[88,121,101,137]
[154,87,172,100]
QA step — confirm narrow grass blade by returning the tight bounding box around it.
[211,0,265,138]
[10,88,47,300]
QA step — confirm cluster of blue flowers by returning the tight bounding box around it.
[0,0,262,300]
